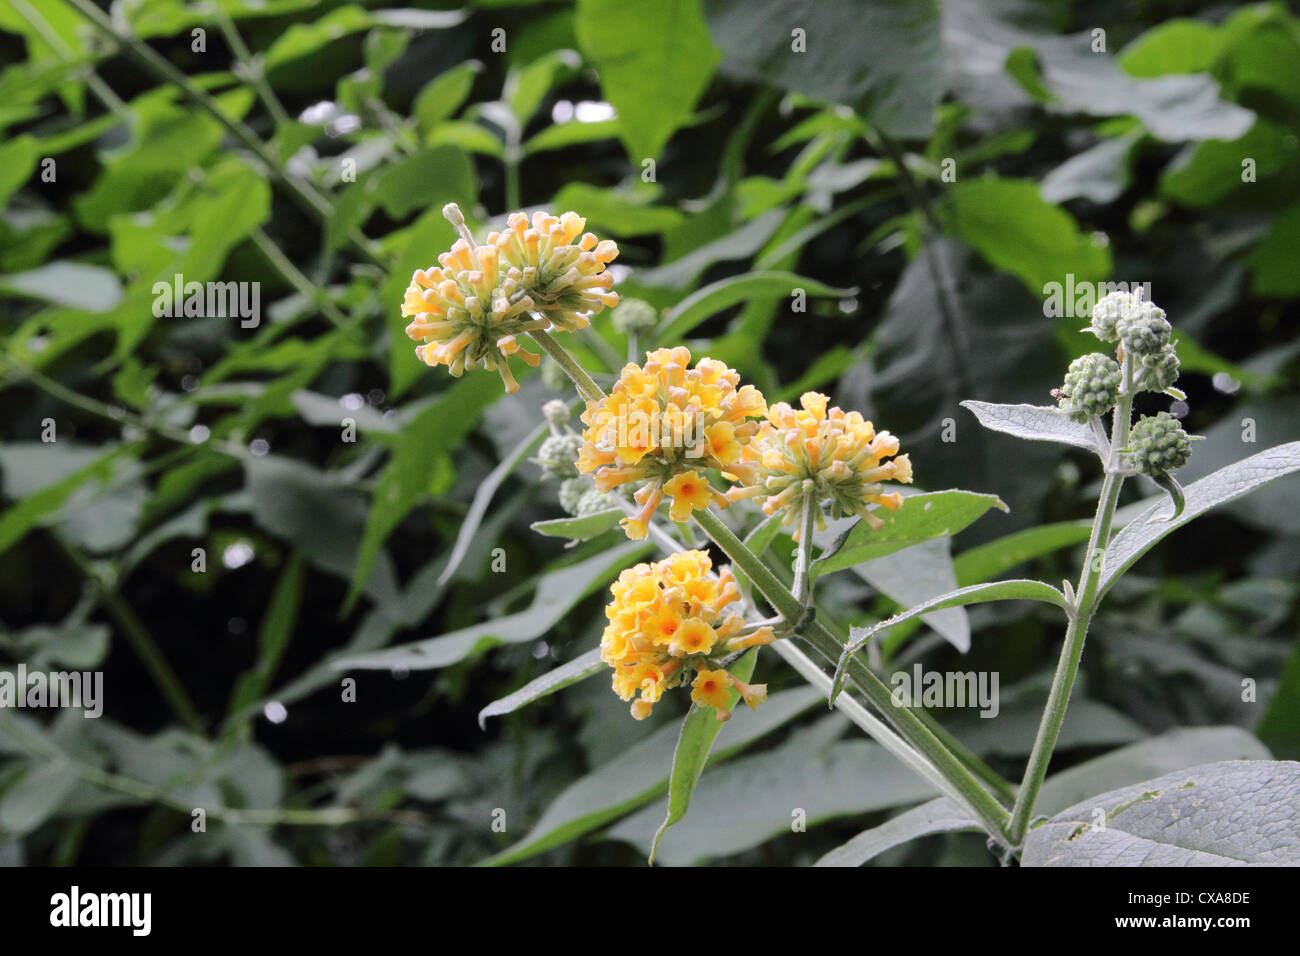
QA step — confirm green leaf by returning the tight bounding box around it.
[1099,442,1300,595]
[705,0,944,140]
[833,580,1068,702]
[346,374,501,610]
[0,760,80,835]
[1037,726,1272,816]
[549,183,684,236]
[1118,19,1224,77]
[0,134,39,207]
[609,718,938,865]
[477,649,605,729]
[505,49,580,125]
[636,208,785,289]
[1249,202,1300,297]
[575,0,719,162]
[814,797,978,867]
[441,420,549,585]
[1023,760,1300,866]
[530,508,623,542]
[335,541,651,671]
[812,489,1008,579]
[524,119,622,156]
[819,725,1273,868]
[226,553,306,722]
[1040,130,1142,205]
[367,145,475,220]
[948,179,1112,294]
[960,401,1103,454]
[954,520,1093,586]
[656,271,856,343]
[413,61,483,135]
[1259,641,1300,760]
[0,261,122,312]
[842,535,971,651]
[649,648,757,863]
[0,445,126,555]
[479,686,820,865]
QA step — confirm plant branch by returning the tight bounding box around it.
[692,508,1013,846]
[1007,351,1135,844]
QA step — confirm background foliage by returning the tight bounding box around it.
[1,0,1298,866]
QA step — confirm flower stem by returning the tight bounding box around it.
[692,508,1013,846]
[791,495,816,604]
[1007,352,1135,845]
[528,328,606,403]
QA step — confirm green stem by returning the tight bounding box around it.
[692,508,1013,846]
[528,328,606,403]
[64,0,385,268]
[1007,352,1134,844]
[215,10,290,126]
[791,496,816,604]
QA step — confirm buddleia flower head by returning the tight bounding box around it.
[576,347,767,539]
[402,204,620,393]
[726,392,913,539]
[601,550,772,721]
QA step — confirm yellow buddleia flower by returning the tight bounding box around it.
[727,391,913,538]
[578,347,767,539]
[402,204,619,393]
[600,549,771,720]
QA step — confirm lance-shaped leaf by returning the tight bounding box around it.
[812,489,1008,579]
[831,580,1068,702]
[815,797,978,867]
[953,520,1093,586]
[440,420,550,585]
[333,541,650,671]
[477,649,604,729]
[960,400,1104,455]
[530,508,623,542]
[1099,441,1300,595]
[648,649,757,864]
[655,271,856,343]
[479,686,820,866]
[1022,760,1300,866]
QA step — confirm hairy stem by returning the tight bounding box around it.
[692,508,1013,846]
[1008,352,1134,844]
[528,328,606,403]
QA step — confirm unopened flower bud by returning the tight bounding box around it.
[541,398,570,427]
[1128,412,1194,476]
[1116,301,1171,358]
[535,433,583,479]
[1137,345,1181,393]
[1089,291,1132,342]
[559,477,587,515]
[610,298,658,336]
[1058,352,1121,422]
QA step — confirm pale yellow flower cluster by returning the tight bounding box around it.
[402,207,619,393]
[601,550,771,721]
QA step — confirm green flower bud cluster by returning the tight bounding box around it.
[1127,412,1194,476]
[610,298,658,336]
[535,433,583,480]
[1116,301,1171,357]
[1088,290,1182,397]
[557,477,618,516]
[1058,353,1121,422]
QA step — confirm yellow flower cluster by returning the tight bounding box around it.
[403,206,619,393]
[728,392,913,538]
[577,346,767,539]
[601,550,771,721]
